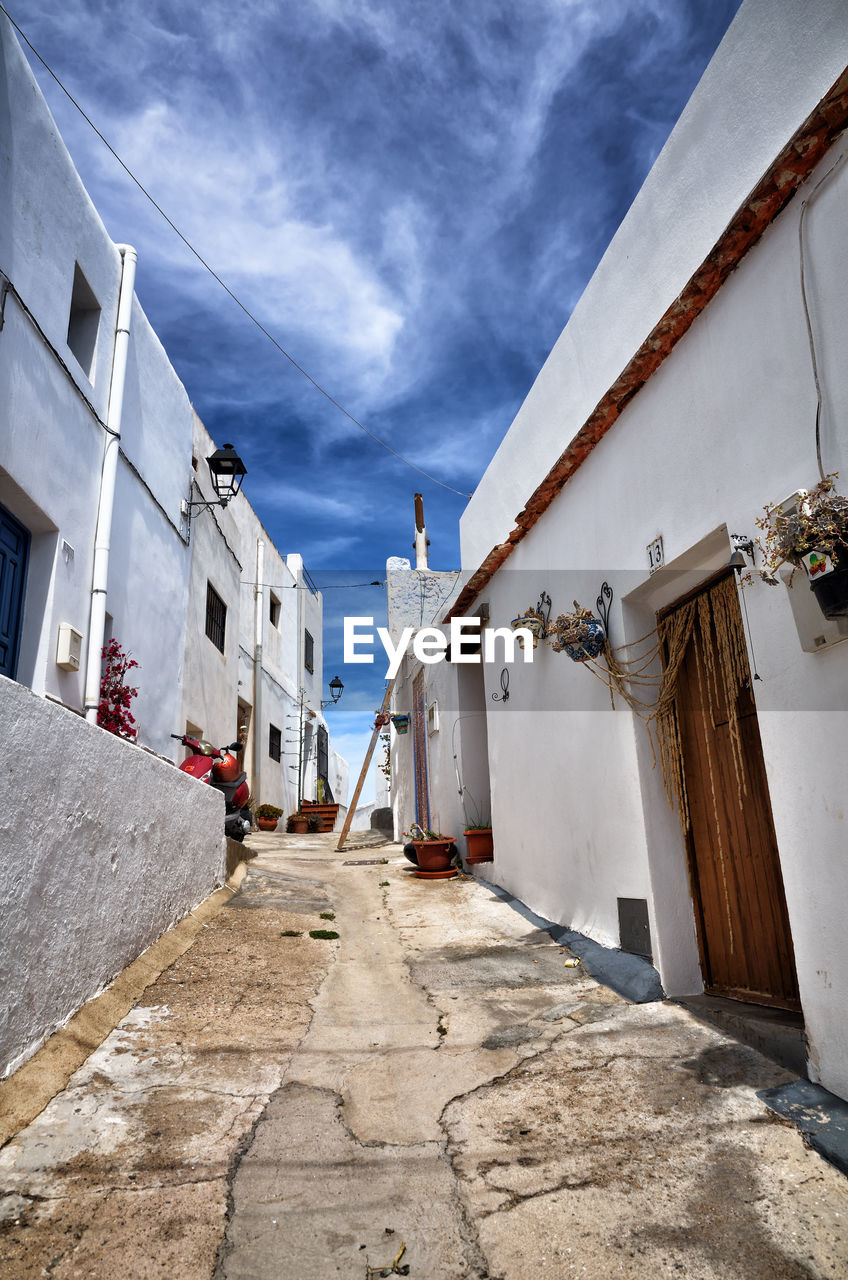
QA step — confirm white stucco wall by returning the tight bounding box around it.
[454,114,848,1101]
[0,676,225,1077]
[0,18,194,757]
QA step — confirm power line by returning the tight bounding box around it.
[241,579,385,589]
[0,3,474,502]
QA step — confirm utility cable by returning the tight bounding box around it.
[0,3,473,500]
[798,145,848,482]
[241,579,385,590]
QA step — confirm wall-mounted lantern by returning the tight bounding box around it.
[321,675,344,709]
[183,443,247,521]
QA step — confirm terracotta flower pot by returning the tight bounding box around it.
[290,816,309,834]
[412,838,455,872]
[257,817,278,832]
[463,829,493,862]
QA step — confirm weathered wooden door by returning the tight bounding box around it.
[666,574,800,1010]
[412,670,430,830]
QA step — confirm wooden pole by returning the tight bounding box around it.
[336,680,395,852]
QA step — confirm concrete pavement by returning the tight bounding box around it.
[1,831,847,1278]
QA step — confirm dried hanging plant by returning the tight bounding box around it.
[548,601,600,651]
[756,472,848,584]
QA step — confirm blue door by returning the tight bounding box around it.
[0,503,29,679]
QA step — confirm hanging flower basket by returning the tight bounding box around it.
[510,608,546,648]
[756,475,848,619]
[391,714,410,734]
[548,603,606,662]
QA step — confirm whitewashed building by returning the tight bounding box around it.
[0,13,345,1076]
[397,0,848,1106]
[181,416,348,817]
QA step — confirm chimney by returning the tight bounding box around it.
[413,492,430,570]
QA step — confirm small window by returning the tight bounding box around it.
[304,628,314,674]
[268,723,281,761]
[205,582,226,653]
[67,263,101,380]
[269,592,281,629]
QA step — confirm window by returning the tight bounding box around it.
[66,263,101,380]
[268,723,281,761]
[269,592,281,629]
[205,582,226,653]
[304,628,314,674]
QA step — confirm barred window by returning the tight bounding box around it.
[304,628,314,674]
[269,723,281,761]
[205,583,226,653]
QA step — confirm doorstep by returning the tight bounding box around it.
[673,994,807,1079]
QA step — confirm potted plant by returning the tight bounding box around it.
[510,605,547,648]
[756,474,848,618]
[405,825,457,876]
[548,601,606,661]
[463,821,493,864]
[255,803,283,832]
[288,811,309,834]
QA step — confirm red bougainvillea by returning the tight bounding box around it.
[97,638,139,740]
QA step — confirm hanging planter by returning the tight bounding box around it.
[390,714,410,734]
[756,475,848,620]
[510,609,545,649]
[548,602,606,662]
[803,545,848,619]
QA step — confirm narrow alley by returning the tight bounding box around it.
[2,833,847,1280]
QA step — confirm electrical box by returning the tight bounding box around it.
[427,700,440,734]
[56,622,83,671]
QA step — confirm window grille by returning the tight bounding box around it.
[304,628,314,674]
[206,583,226,653]
[269,723,281,761]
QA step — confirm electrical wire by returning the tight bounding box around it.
[0,3,474,501]
[797,145,848,483]
[241,579,385,590]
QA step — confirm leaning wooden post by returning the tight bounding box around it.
[336,680,395,852]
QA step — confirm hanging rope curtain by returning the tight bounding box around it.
[575,576,750,832]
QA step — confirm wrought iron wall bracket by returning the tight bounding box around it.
[491,667,510,703]
[597,581,613,644]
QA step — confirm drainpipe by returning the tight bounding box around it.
[251,538,264,801]
[414,492,429,570]
[84,244,138,724]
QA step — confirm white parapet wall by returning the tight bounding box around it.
[0,676,226,1077]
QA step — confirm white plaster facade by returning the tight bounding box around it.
[0,16,347,1072]
[400,0,848,1104]
[0,677,224,1077]
[179,418,346,818]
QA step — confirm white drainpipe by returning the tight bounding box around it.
[84,244,138,723]
[252,538,265,800]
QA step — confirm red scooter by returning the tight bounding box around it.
[171,734,253,842]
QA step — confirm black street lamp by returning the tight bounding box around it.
[321,675,344,709]
[184,443,247,520]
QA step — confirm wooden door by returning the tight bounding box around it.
[412,670,430,830]
[666,574,800,1010]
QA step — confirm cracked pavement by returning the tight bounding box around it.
[2,832,848,1278]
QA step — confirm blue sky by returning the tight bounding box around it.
[14,0,742,794]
